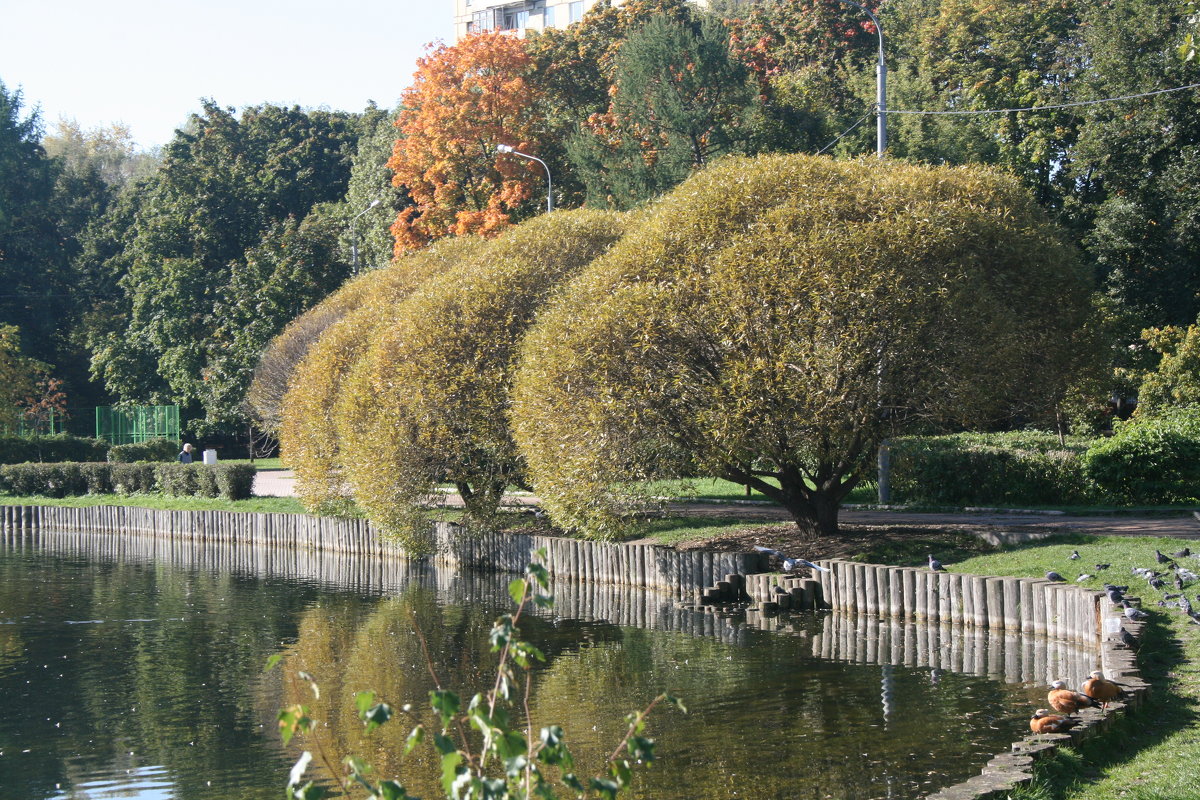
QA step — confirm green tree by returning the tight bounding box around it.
[568,13,760,208]
[512,154,1091,539]
[1068,0,1200,328]
[0,80,68,370]
[87,101,358,435]
[1136,317,1200,413]
[883,0,1081,206]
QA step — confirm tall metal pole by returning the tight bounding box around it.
[836,0,886,157]
[496,144,554,213]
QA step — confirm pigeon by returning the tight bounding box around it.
[1172,547,1192,558]
[1116,628,1140,650]
[1094,563,1111,571]
[1155,549,1174,565]
[1030,709,1079,734]
[1122,601,1149,621]
[1175,574,1186,591]
[1046,571,1066,582]
[1105,585,1127,604]
[752,546,830,573]
[928,554,946,572]
[1048,680,1099,714]
[1178,568,1199,582]
[1076,574,1094,583]
[1069,550,1081,560]
[1150,577,1166,590]
[1081,671,1126,709]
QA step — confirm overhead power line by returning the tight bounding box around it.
[885,82,1200,116]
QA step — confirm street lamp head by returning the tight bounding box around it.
[496,144,514,154]
[368,198,381,209]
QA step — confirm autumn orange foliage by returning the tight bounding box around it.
[388,33,546,254]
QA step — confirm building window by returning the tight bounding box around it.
[503,7,528,30]
[568,1,583,23]
[543,4,555,28]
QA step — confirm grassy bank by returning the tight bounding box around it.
[937,536,1200,800]
[0,493,305,514]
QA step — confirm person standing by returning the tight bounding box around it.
[178,443,194,463]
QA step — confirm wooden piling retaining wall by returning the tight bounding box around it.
[0,505,763,597]
[811,559,1102,645]
[0,505,1105,645]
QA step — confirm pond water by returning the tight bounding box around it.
[0,531,1099,800]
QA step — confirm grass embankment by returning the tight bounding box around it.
[875,535,1200,800]
[0,493,305,514]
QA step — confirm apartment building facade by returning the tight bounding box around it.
[452,0,712,41]
[452,0,595,40]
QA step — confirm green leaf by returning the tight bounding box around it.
[662,693,688,714]
[355,690,377,718]
[263,653,284,673]
[611,759,633,788]
[433,732,458,756]
[364,703,394,733]
[377,780,410,800]
[439,751,465,798]
[404,724,425,756]
[508,577,527,605]
[431,689,460,728]
[562,773,584,792]
[292,782,327,800]
[589,777,620,800]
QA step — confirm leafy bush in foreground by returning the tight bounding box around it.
[0,434,110,465]
[0,462,256,501]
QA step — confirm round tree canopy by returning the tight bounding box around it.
[512,153,1092,538]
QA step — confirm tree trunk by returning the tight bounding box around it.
[780,491,841,539]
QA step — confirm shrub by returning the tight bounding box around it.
[0,434,110,464]
[337,209,628,550]
[281,236,486,513]
[156,463,201,497]
[79,463,114,494]
[110,463,157,494]
[108,438,180,463]
[0,462,98,497]
[214,464,256,500]
[888,432,1094,506]
[1081,407,1200,505]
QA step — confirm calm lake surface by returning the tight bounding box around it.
[0,531,1098,800]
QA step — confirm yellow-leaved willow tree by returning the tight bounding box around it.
[510,153,1094,540]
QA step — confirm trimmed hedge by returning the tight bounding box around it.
[0,435,110,465]
[1081,407,1200,505]
[888,432,1094,506]
[108,438,180,463]
[0,462,256,501]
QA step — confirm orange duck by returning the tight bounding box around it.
[1030,709,1079,734]
[1081,671,1126,708]
[1048,680,1099,714]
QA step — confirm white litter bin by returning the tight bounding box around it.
[202,449,218,465]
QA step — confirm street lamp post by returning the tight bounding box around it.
[835,0,886,157]
[350,198,381,273]
[496,144,554,213]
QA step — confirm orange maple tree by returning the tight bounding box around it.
[388,33,547,253]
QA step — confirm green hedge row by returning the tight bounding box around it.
[0,435,110,465]
[107,438,180,463]
[0,462,256,501]
[889,414,1200,507]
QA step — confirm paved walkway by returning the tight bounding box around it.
[252,469,1200,540]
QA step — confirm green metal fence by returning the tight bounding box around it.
[1,408,66,437]
[95,406,180,444]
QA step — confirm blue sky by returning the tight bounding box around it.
[0,0,453,149]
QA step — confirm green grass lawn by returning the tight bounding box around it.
[0,492,305,514]
[937,535,1200,800]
